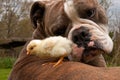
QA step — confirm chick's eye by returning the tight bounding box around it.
[30,47,33,50]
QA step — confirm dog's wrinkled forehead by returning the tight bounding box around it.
[30,0,108,39]
[64,0,108,33]
[64,0,107,23]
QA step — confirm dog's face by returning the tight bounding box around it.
[30,0,113,62]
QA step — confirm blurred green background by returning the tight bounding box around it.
[0,57,16,80]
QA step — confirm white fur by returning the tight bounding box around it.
[27,36,72,58]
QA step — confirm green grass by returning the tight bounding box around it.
[0,57,16,68]
[0,57,16,80]
[0,68,11,80]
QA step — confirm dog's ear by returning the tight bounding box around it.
[30,1,47,39]
[30,1,45,29]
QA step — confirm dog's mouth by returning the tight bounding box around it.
[69,40,105,63]
[82,46,105,63]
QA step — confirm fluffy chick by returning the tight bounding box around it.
[26,36,72,67]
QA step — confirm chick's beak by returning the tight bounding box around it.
[26,50,30,55]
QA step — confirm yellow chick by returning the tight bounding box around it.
[26,36,72,67]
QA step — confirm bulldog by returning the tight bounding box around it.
[30,0,113,66]
[9,0,113,80]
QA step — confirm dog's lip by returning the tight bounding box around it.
[71,44,85,61]
[71,41,94,56]
[72,44,85,57]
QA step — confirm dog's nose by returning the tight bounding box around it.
[72,26,91,47]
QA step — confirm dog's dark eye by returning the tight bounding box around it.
[86,8,95,18]
[53,26,67,36]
